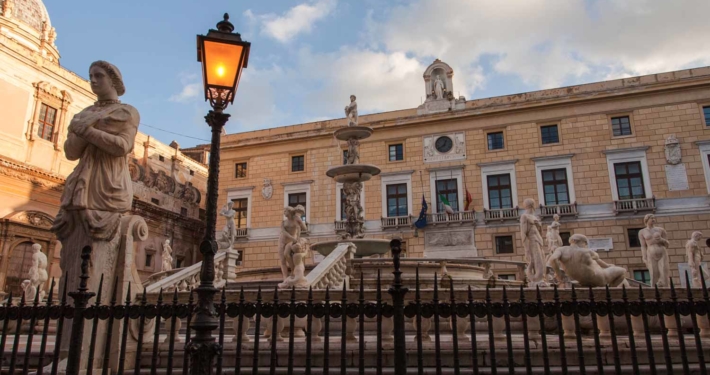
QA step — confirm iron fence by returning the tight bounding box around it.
[0,245,709,375]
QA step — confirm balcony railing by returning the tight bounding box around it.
[483,207,520,223]
[334,220,348,232]
[613,196,656,215]
[427,210,476,226]
[235,227,248,239]
[539,202,578,218]
[381,215,413,229]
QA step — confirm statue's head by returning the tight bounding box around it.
[350,95,356,102]
[89,60,125,98]
[164,239,170,245]
[692,231,703,241]
[31,243,41,253]
[644,214,655,226]
[553,214,560,222]
[523,198,535,210]
[227,200,234,209]
[569,234,588,248]
[294,205,306,218]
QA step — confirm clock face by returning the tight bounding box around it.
[435,136,453,153]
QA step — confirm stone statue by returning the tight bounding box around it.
[548,234,628,287]
[346,138,360,164]
[342,182,365,239]
[217,201,237,250]
[520,198,547,286]
[161,239,173,272]
[686,231,709,287]
[434,75,445,100]
[545,214,563,256]
[639,214,670,287]
[279,237,311,289]
[278,205,308,279]
[21,243,48,302]
[2,0,13,18]
[344,95,358,126]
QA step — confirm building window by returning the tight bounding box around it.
[386,183,408,217]
[340,189,347,220]
[233,198,248,228]
[487,174,513,209]
[498,274,516,280]
[611,116,632,137]
[627,228,643,248]
[560,232,571,247]
[189,170,194,176]
[37,103,57,141]
[180,207,188,216]
[159,155,165,162]
[435,179,459,212]
[343,150,348,165]
[176,257,183,268]
[291,155,305,172]
[540,125,559,145]
[235,162,247,178]
[151,198,160,205]
[495,235,514,254]
[487,132,504,150]
[633,270,650,284]
[542,169,569,205]
[389,144,404,161]
[288,192,307,220]
[703,106,710,126]
[614,162,645,200]
[145,253,153,268]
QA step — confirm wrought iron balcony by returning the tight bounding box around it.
[539,202,578,218]
[381,215,413,229]
[427,210,476,226]
[483,207,520,223]
[613,196,656,215]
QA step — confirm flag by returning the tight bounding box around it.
[414,195,428,228]
[464,189,473,211]
[439,194,455,214]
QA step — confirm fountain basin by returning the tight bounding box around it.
[326,164,381,183]
[333,126,373,141]
[311,239,391,257]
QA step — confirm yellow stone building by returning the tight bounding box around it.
[0,0,208,296]
[218,59,710,286]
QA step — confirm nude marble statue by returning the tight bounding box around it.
[686,231,709,287]
[520,198,547,286]
[344,95,358,126]
[21,243,48,302]
[548,234,628,287]
[217,201,237,250]
[639,214,670,287]
[278,205,308,279]
[545,214,563,257]
[346,138,360,164]
[162,239,173,272]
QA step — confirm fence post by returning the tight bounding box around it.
[65,246,96,375]
[388,238,408,375]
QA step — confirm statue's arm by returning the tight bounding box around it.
[639,232,648,262]
[64,132,88,161]
[547,250,563,280]
[79,107,139,157]
[591,251,612,269]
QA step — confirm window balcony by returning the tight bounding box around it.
[613,197,656,215]
[381,215,413,229]
[483,207,520,223]
[539,202,578,218]
[334,220,348,233]
[235,227,249,239]
[427,210,476,226]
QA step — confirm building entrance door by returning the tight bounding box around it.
[5,242,35,296]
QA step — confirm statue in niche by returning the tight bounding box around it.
[686,231,709,287]
[161,239,173,272]
[217,201,237,250]
[21,243,48,302]
[639,214,670,287]
[278,205,308,279]
[346,138,360,164]
[344,95,358,126]
[520,198,547,286]
[545,214,563,257]
[548,234,628,287]
[433,75,445,100]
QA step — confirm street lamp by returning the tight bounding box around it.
[189,13,250,375]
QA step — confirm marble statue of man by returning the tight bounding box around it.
[434,75,445,100]
[686,231,710,287]
[344,95,358,126]
[639,214,670,287]
[545,214,563,257]
[278,205,308,279]
[520,198,547,286]
[161,239,173,272]
[217,200,237,250]
[548,234,628,287]
[22,243,48,302]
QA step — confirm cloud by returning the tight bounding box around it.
[225,64,290,132]
[246,0,337,43]
[169,73,201,103]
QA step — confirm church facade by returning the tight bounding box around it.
[217,59,710,286]
[0,0,207,297]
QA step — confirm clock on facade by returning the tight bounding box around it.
[435,136,453,153]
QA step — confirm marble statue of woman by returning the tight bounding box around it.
[434,75,445,100]
[545,214,563,257]
[344,95,358,126]
[217,201,237,250]
[162,239,173,272]
[686,231,709,287]
[639,214,670,287]
[548,234,628,287]
[520,198,547,286]
[278,205,308,279]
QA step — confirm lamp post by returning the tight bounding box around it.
[189,13,250,375]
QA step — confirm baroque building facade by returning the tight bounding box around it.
[217,59,710,286]
[0,0,207,297]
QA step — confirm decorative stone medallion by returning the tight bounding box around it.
[665,134,681,165]
[262,179,273,200]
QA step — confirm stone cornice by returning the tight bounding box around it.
[0,156,65,191]
[379,170,415,177]
[226,186,255,192]
[476,159,518,167]
[425,165,466,172]
[530,154,575,162]
[601,146,650,155]
[281,180,314,186]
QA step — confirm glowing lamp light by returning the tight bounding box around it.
[197,13,251,109]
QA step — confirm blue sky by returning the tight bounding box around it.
[46,0,710,147]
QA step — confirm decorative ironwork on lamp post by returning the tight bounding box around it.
[190,13,250,375]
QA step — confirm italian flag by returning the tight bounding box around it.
[439,194,455,214]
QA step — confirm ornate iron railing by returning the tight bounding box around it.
[614,197,656,214]
[539,202,578,218]
[483,207,520,223]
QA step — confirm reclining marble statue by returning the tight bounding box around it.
[548,234,628,287]
[49,61,149,373]
[639,214,670,287]
[686,231,709,287]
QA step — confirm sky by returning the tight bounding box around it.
[45,0,710,148]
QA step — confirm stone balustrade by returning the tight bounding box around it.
[483,207,520,223]
[539,202,578,218]
[143,249,241,294]
[381,215,413,229]
[427,210,476,226]
[305,242,356,289]
[613,196,656,214]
